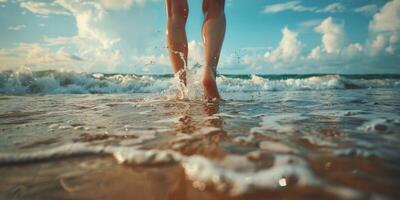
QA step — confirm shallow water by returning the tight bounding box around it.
[1,86,400,199]
[1,69,400,199]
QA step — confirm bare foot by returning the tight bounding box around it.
[202,67,220,100]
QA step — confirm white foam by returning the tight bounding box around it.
[259,113,308,133]
[334,148,383,158]
[0,143,364,198]
[358,118,400,134]
[48,124,59,129]
[58,125,73,130]
[233,133,256,144]
[194,127,222,136]
[213,112,252,119]
[182,154,321,196]
[113,130,157,146]
[301,135,338,147]
[112,148,182,165]
[1,70,399,94]
[259,140,299,154]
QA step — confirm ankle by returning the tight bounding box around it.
[202,74,214,88]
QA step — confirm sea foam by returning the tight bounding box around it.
[0,143,363,198]
[1,69,399,94]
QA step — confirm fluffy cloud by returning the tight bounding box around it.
[56,0,119,49]
[354,4,378,16]
[0,43,83,71]
[20,1,69,15]
[226,1,400,74]
[265,27,303,65]
[23,0,123,71]
[44,35,123,71]
[187,40,204,66]
[313,17,344,54]
[369,0,400,33]
[19,0,119,49]
[368,0,400,55]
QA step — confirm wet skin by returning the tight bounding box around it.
[165,0,226,100]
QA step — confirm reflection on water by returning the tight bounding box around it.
[0,89,400,199]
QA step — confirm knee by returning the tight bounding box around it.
[203,0,225,19]
[167,1,189,23]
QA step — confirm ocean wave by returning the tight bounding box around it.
[0,69,399,94]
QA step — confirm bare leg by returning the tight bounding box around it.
[165,0,188,84]
[202,0,226,100]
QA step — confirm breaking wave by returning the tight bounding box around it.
[0,69,399,94]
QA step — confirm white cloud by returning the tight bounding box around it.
[187,40,204,66]
[265,27,303,65]
[129,40,203,70]
[56,0,119,49]
[342,43,363,57]
[313,17,344,54]
[44,35,123,72]
[224,3,400,74]
[131,54,169,66]
[297,19,323,32]
[369,0,400,33]
[368,0,400,55]
[20,0,121,49]
[18,0,140,72]
[263,1,315,13]
[308,46,322,60]
[129,53,170,74]
[20,1,69,15]
[369,34,387,55]
[317,3,345,13]
[354,4,378,16]
[263,1,344,14]
[0,43,82,71]
[8,24,26,31]
[101,0,146,10]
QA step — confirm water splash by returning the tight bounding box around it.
[168,48,204,100]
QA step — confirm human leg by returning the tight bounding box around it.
[201,0,226,99]
[165,0,189,83]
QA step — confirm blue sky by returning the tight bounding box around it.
[0,0,399,74]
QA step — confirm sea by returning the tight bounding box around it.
[0,69,399,199]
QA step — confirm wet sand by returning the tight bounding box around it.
[1,90,400,199]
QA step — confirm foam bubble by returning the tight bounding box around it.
[358,118,400,134]
[0,143,364,198]
[182,154,321,196]
[334,148,383,158]
[259,113,308,133]
[259,140,299,153]
[1,70,399,94]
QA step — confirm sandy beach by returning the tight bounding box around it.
[1,73,400,199]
